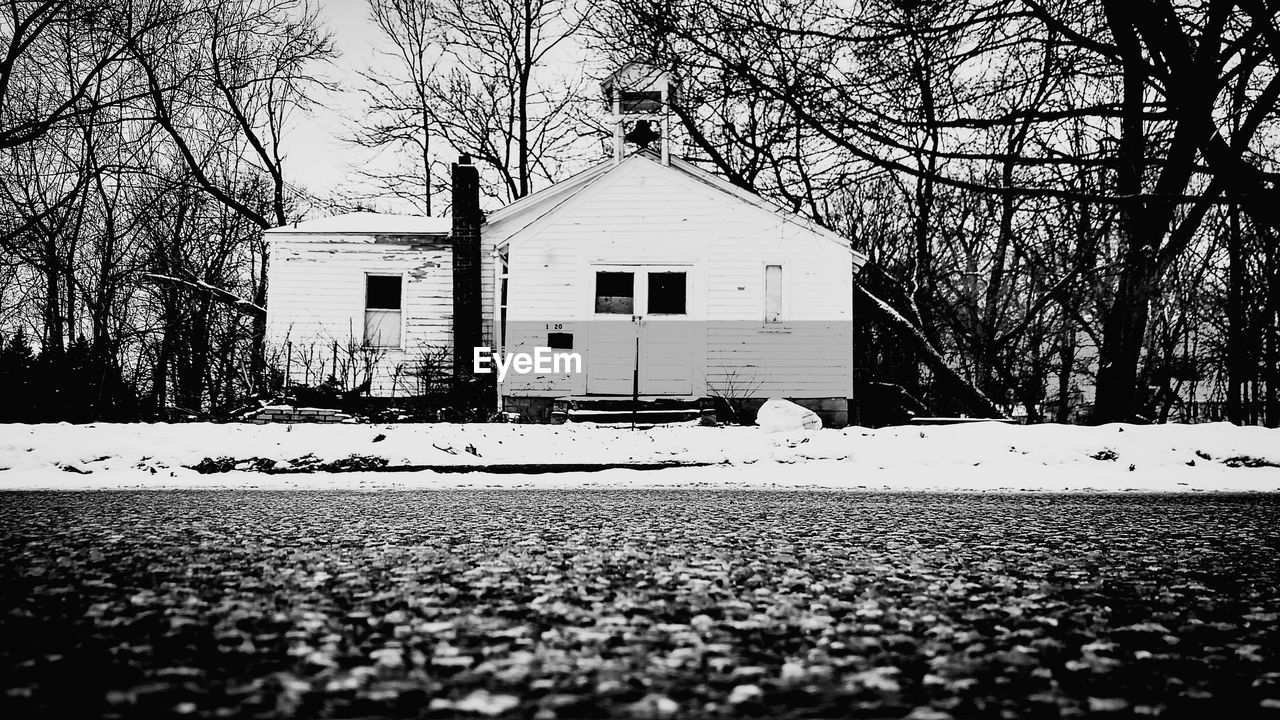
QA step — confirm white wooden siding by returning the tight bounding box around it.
[266,233,472,396]
[499,156,853,400]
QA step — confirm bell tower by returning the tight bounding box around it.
[602,62,677,165]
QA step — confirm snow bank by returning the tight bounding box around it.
[0,421,1278,492]
[755,398,823,433]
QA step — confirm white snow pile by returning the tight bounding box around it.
[755,398,823,433]
[0,421,1277,492]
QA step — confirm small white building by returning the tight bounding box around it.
[264,211,492,396]
[264,63,866,425]
[489,151,864,425]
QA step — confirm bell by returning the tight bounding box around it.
[624,119,661,150]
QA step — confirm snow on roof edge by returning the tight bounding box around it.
[265,212,451,236]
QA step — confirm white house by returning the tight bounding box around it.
[264,63,866,425]
[263,204,493,396]
[488,151,864,426]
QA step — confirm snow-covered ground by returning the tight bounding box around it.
[0,421,1277,492]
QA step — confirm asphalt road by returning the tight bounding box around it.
[2,491,1278,719]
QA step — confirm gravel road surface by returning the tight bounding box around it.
[2,490,1278,718]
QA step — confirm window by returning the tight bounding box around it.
[647,272,686,315]
[364,275,402,347]
[620,90,662,113]
[595,271,634,314]
[764,264,783,323]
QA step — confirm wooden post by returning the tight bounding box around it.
[285,341,292,391]
[632,333,640,429]
[332,340,339,384]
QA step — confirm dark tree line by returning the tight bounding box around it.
[1,0,331,420]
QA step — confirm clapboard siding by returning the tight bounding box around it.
[705,323,852,398]
[500,156,854,401]
[266,234,478,396]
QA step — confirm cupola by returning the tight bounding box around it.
[602,62,677,165]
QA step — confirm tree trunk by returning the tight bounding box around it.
[1226,203,1247,424]
[153,298,176,411]
[43,263,63,354]
[1056,320,1074,423]
[976,158,1016,396]
[1266,234,1279,427]
[517,0,531,198]
[422,110,432,215]
[1093,4,1153,423]
[1266,310,1278,427]
[910,50,938,334]
[250,248,268,394]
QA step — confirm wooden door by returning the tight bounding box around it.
[587,268,639,395]
[586,266,693,396]
[638,269,692,395]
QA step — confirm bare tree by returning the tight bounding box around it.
[0,0,166,151]
[599,0,1280,424]
[359,0,595,205]
[127,0,335,384]
[0,0,348,419]
[351,0,442,214]
[129,0,335,229]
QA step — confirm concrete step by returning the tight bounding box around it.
[551,396,713,425]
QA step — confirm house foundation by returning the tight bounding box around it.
[502,395,848,427]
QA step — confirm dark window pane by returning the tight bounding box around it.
[620,90,662,113]
[366,275,401,310]
[647,272,686,315]
[548,332,573,349]
[595,271,634,314]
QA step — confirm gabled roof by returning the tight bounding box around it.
[664,154,860,259]
[265,212,451,236]
[601,62,676,95]
[482,158,616,242]
[487,152,867,268]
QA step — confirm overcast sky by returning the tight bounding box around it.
[282,0,603,218]
[283,0,391,211]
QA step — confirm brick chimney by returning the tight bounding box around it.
[451,154,482,380]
